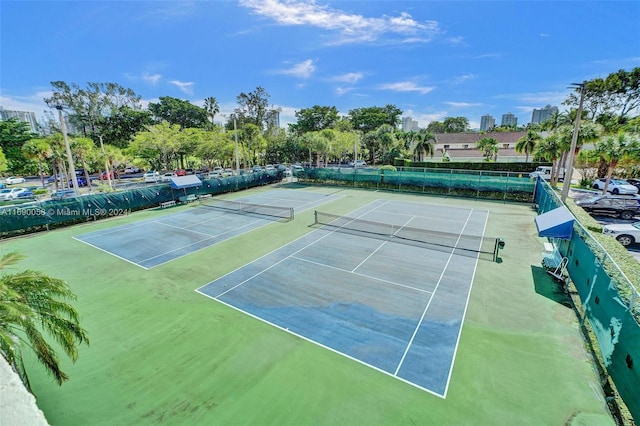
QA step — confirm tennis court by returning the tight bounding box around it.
[198,199,490,396]
[73,189,342,269]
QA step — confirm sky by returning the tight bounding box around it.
[1,0,639,130]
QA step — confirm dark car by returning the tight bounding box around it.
[69,176,88,187]
[51,189,76,200]
[627,178,640,191]
[575,195,640,220]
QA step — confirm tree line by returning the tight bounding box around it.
[0,68,639,189]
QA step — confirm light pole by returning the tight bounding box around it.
[561,82,586,203]
[48,102,80,195]
[233,115,240,173]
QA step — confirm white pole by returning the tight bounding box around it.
[561,82,586,203]
[57,106,80,195]
[233,116,240,173]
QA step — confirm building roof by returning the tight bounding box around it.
[434,131,527,145]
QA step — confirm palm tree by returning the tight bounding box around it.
[476,137,498,161]
[21,138,52,188]
[413,131,436,161]
[534,134,564,186]
[515,129,542,162]
[204,97,220,127]
[594,132,640,194]
[0,252,89,392]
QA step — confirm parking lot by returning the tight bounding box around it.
[570,188,640,262]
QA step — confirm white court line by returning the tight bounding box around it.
[393,208,475,376]
[290,255,433,295]
[71,236,153,270]
[442,209,489,398]
[139,218,266,265]
[202,200,392,299]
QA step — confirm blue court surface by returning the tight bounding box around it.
[73,190,342,269]
[197,199,489,397]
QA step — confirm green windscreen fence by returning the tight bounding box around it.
[0,172,282,237]
[297,166,534,202]
[534,178,640,421]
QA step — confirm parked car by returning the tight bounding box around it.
[174,169,186,176]
[348,160,367,168]
[50,189,76,200]
[5,176,26,185]
[101,171,118,180]
[528,166,565,181]
[0,182,5,189]
[47,174,66,183]
[626,178,640,192]
[265,164,275,172]
[16,190,34,199]
[592,178,639,195]
[143,171,160,183]
[603,221,640,247]
[69,176,88,187]
[0,187,28,200]
[123,166,141,174]
[575,195,640,220]
[161,172,177,182]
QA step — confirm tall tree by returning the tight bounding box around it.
[148,97,209,129]
[22,138,52,187]
[534,134,564,186]
[412,130,436,161]
[0,118,37,174]
[426,121,446,133]
[96,106,152,148]
[203,97,220,127]
[289,105,340,135]
[515,129,542,162]
[234,86,270,130]
[593,132,640,194]
[476,137,498,161]
[45,81,142,139]
[128,122,183,170]
[564,68,640,128]
[348,105,403,134]
[0,252,89,392]
[443,117,470,133]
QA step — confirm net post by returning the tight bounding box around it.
[314,210,318,225]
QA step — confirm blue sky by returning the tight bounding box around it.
[1,0,639,130]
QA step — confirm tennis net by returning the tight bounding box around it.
[199,198,294,221]
[314,210,501,261]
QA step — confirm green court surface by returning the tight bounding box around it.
[3,185,614,425]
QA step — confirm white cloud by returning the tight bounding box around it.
[169,80,194,95]
[143,73,162,85]
[239,0,440,45]
[444,101,482,108]
[275,59,317,79]
[451,73,477,85]
[330,72,364,84]
[378,81,434,95]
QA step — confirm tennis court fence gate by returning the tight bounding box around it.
[535,179,640,422]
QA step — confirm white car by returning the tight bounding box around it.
[124,166,141,174]
[161,172,177,182]
[592,178,639,195]
[603,221,640,247]
[143,171,160,183]
[5,176,26,184]
[349,160,367,167]
[0,187,27,200]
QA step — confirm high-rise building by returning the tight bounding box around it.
[480,114,495,131]
[0,107,39,133]
[531,105,558,124]
[265,107,281,131]
[402,117,419,132]
[501,112,517,127]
